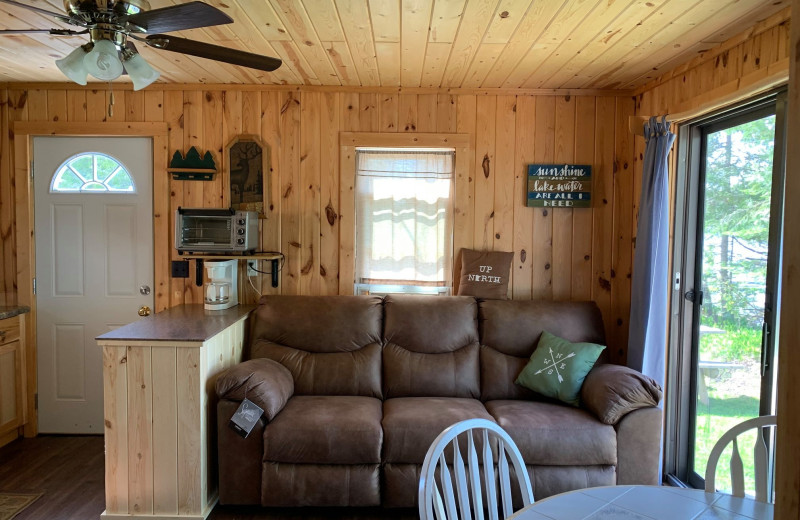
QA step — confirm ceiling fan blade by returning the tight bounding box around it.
[0,0,74,23]
[0,28,87,35]
[122,2,232,33]
[145,34,282,72]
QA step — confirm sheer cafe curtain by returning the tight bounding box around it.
[355,149,454,290]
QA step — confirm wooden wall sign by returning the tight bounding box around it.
[526,164,592,208]
[226,135,270,218]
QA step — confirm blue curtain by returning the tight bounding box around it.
[628,116,676,389]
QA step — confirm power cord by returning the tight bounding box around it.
[245,252,286,295]
[247,252,285,274]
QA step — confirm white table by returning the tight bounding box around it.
[508,485,773,520]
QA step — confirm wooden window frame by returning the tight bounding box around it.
[338,132,473,295]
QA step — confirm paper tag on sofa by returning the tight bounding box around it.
[229,398,264,438]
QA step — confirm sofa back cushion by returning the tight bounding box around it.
[478,300,607,401]
[383,295,480,398]
[250,295,383,398]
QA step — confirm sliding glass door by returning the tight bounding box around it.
[667,92,785,494]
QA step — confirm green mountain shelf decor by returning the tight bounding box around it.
[168,147,218,181]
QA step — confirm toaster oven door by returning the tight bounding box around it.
[179,215,233,249]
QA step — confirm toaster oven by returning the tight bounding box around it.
[175,208,258,253]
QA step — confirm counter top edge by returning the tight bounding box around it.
[95,304,256,342]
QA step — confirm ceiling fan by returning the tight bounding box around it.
[0,0,282,90]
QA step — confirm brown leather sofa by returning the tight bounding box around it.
[215,294,662,508]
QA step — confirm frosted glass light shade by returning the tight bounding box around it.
[84,39,123,81]
[55,45,89,85]
[124,52,160,90]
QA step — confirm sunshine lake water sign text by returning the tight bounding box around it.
[526,164,592,208]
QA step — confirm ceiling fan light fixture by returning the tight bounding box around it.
[84,39,124,81]
[55,43,91,85]
[124,51,160,90]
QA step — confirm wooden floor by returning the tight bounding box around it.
[0,435,417,520]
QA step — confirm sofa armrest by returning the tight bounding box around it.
[215,358,294,421]
[581,364,662,425]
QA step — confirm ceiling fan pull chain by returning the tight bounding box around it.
[107,84,114,119]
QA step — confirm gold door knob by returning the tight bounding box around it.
[138,305,151,317]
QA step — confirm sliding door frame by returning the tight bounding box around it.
[664,89,787,488]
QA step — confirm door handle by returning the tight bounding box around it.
[138,305,151,317]
[760,321,770,376]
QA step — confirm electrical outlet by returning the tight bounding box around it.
[171,260,189,278]
[247,261,258,277]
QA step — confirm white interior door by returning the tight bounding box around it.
[34,136,153,433]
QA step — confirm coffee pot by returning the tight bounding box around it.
[204,259,238,310]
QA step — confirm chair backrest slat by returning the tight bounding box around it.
[439,452,459,519]
[482,428,499,520]
[467,431,485,520]
[705,415,777,504]
[453,436,472,519]
[433,486,447,520]
[419,419,535,520]
[729,438,744,497]
[754,425,769,502]
[497,438,513,518]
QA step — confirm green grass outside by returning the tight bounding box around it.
[693,324,764,495]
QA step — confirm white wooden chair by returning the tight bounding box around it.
[418,418,534,520]
[704,414,777,502]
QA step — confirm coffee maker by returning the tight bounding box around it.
[204,259,238,310]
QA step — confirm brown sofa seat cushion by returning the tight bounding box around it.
[263,396,383,464]
[250,295,384,398]
[485,400,617,466]
[382,397,494,464]
[383,295,480,398]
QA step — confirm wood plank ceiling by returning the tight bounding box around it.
[0,0,790,89]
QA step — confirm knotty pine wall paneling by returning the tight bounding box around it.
[634,10,790,120]
[0,87,638,362]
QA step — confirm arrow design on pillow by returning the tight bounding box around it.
[535,347,576,383]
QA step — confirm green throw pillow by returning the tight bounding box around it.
[514,331,606,407]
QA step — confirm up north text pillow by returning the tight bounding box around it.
[456,249,513,300]
[514,331,605,406]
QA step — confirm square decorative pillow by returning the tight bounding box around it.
[456,249,513,300]
[514,331,606,407]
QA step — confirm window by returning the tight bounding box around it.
[355,148,455,295]
[50,152,135,193]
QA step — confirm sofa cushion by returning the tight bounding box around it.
[263,396,383,464]
[250,295,384,398]
[480,346,537,402]
[479,300,607,401]
[252,340,382,398]
[479,300,606,357]
[383,295,480,398]
[485,400,617,466]
[382,397,494,464]
[251,295,383,350]
[384,343,480,398]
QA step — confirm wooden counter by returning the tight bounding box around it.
[97,304,254,520]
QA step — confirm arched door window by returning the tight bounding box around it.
[50,152,136,193]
